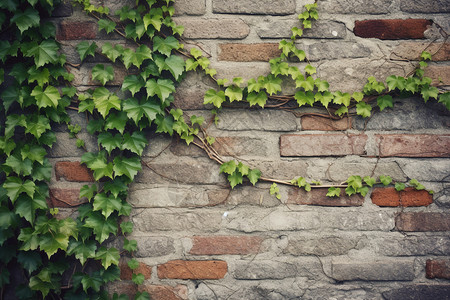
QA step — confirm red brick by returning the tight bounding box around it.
[425,65,450,86]
[287,188,364,206]
[55,161,95,182]
[396,213,450,232]
[301,116,352,131]
[139,284,188,300]
[218,43,281,62]
[376,134,450,157]
[57,20,97,40]
[280,134,367,157]
[426,259,450,279]
[372,187,433,207]
[119,260,152,280]
[157,260,227,279]
[189,236,263,255]
[49,188,87,208]
[391,42,450,61]
[354,19,432,40]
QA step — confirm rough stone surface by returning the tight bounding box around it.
[173,0,206,16]
[426,259,450,279]
[307,42,371,61]
[213,136,270,157]
[135,236,175,258]
[383,285,450,300]
[256,20,347,39]
[232,260,297,279]
[319,0,392,14]
[173,17,250,39]
[139,284,188,300]
[189,236,263,255]
[280,134,368,156]
[354,19,432,40]
[331,260,415,281]
[285,235,366,256]
[157,260,227,279]
[398,159,450,182]
[212,0,296,15]
[374,235,450,256]
[425,65,450,85]
[376,134,450,157]
[216,109,297,131]
[287,188,364,206]
[218,43,281,62]
[396,212,450,231]
[301,116,351,131]
[371,187,433,207]
[391,42,450,61]
[321,211,396,231]
[400,0,450,13]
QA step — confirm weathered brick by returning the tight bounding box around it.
[287,188,364,206]
[331,260,415,281]
[189,236,263,255]
[213,136,269,157]
[391,42,450,61]
[396,212,450,231]
[285,235,366,256]
[55,161,94,182]
[212,0,295,15]
[56,20,97,40]
[49,188,87,208]
[173,17,249,39]
[107,281,137,299]
[301,116,351,131]
[257,20,346,39]
[232,260,298,280]
[376,134,450,157]
[426,259,450,279]
[371,187,433,207]
[321,211,395,231]
[157,260,227,279]
[375,235,450,256]
[119,260,152,280]
[400,0,450,13]
[135,236,175,258]
[425,65,450,86]
[354,19,432,40]
[218,43,281,62]
[383,285,450,300]
[280,134,367,156]
[139,284,188,300]
[173,0,206,16]
[319,0,392,14]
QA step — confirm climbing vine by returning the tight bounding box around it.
[0,0,448,299]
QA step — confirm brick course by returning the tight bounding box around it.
[157,260,227,279]
[55,161,95,182]
[354,19,432,40]
[189,236,263,255]
[371,187,433,207]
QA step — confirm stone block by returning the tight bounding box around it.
[132,209,223,233]
[318,0,392,14]
[48,132,97,157]
[321,211,396,231]
[218,43,281,62]
[280,134,367,156]
[139,284,188,300]
[400,0,450,13]
[376,134,450,157]
[212,0,296,15]
[157,260,227,279]
[285,234,366,256]
[375,235,450,256]
[301,116,351,131]
[213,136,270,157]
[307,42,371,61]
[189,236,263,255]
[331,259,415,281]
[287,188,364,206]
[232,260,297,279]
[256,19,346,39]
[134,236,175,258]
[173,0,206,16]
[425,65,450,85]
[397,159,450,182]
[173,72,216,110]
[383,285,450,300]
[391,42,450,61]
[216,109,297,131]
[396,212,450,231]
[173,17,250,39]
[354,19,432,40]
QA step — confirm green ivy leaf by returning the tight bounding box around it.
[123,97,162,124]
[356,102,372,118]
[295,91,315,107]
[352,92,364,102]
[76,41,97,62]
[84,212,117,243]
[98,132,122,154]
[11,8,40,33]
[334,106,348,116]
[420,85,439,102]
[93,193,122,219]
[15,194,47,224]
[220,160,237,175]
[120,221,133,234]
[92,87,121,118]
[105,111,128,134]
[145,78,175,102]
[79,184,97,202]
[155,115,174,135]
[247,169,261,185]
[122,132,148,155]
[438,92,450,110]
[3,177,36,203]
[346,175,363,190]
[153,36,179,56]
[113,156,141,180]
[81,151,114,181]
[377,95,393,111]
[98,19,116,34]
[296,76,315,91]
[315,79,329,92]
[31,159,52,182]
[363,176,376,187]
[122,75,145,96]
[263,75,282,95]
[386,75,406,91]
[132,273,145,285]
[24,40,59,68]
[123,238,137,252]
[326,187,340,197]
[395,182,405,191]
[247,91,267,107]
[225,85,243,102]
[80,273,102,293]
[304,64,316,75]
[102,43,123,63]
[314,92,333,108]
[67,240,96,266]
[333,91,351,107]
[4,154,33,176]
[31,85,61,109]
[204,89,226,108]
[17,251,42,273]
[228,171,243,189]
[379,175,392,186]
[162,55,185,80]
[39,232,69,258]
[92,64,114,86]
[420,51,432,61]
[28,67,50,87]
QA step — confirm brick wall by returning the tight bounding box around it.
[49,0,450,299]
